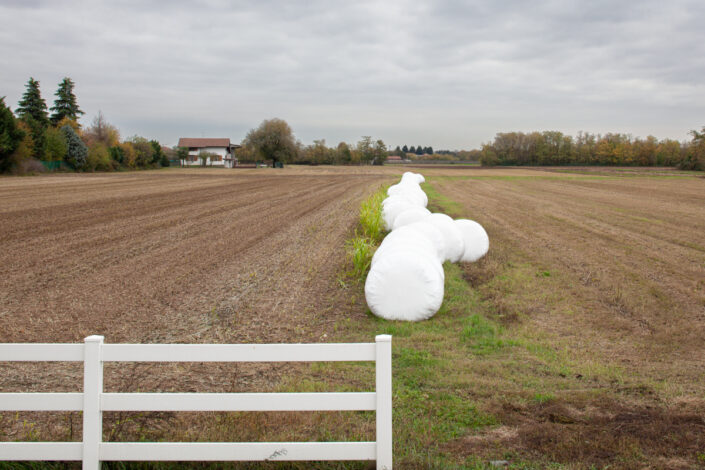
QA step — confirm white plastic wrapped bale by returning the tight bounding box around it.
[371,225,442,266]
[454,219,490,262]
[387,184,427,207]
[426,213,465,263]
[403,221,446,261]
[382,200,416,231]
[365,247,444,321]
[383,193,423,208]
[401,172,425,184]
[391,206,431,230]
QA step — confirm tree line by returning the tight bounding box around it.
[4,77,702,173]
[390,145,435,156]
[478,130,704,170]
[235,118,388,166]
[1,77,171,174]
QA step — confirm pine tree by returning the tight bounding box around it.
[16,77,48,126]
[50,77,84,125]
[0,97,25,172]
[402,145,408,153]
[416,145,423,155]
[409,146,415,154]
[428,146,434,155]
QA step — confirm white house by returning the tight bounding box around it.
[178,138,241,168]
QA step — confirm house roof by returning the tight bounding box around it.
[178,138,234,148]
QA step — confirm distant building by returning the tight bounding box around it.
[177,138,241,168]
[386,155,403,163]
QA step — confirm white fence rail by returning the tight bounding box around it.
[0,335,393,469]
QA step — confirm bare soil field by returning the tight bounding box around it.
[0,169,387,345]
[0,168,393,447]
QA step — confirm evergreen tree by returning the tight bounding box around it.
[61,124,87,169]
[16,78,49,125]
[109,145,125,165]
[24,116,47,160]
[0,97,25,172]
[50,77,84,125]
[409,146,415,154]
[16,78,50,159]
[150,140,167,166]
[402,145,408,153]
[416,145,423,155]
[428,146,434,155]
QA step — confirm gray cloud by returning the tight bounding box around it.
[1,0,703,149]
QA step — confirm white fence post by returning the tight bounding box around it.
[375,334,392,470]
[83,335,104,470]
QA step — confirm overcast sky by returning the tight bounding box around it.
[2,0,704,149]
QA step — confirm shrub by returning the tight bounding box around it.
[87,142,111,171]
[118,142,136,168]
[129,136,153,167]
[61,124,87,169]
[109,145,124,165]
[9,121,34,166]
[45,126,67,162]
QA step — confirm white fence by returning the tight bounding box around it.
[0,335,392,469]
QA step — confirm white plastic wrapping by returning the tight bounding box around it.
[404,221,446,261]
[365,171,489,322]
[371,226,441,266]
[426,213,465,263]
[365,248,444,321]
[401,172,425,184]
[454,219,490,262]
[392,207,431,231]
[382,199,417,230]
[387,184,427,207]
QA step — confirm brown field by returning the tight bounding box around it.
[0,168,395,452]
[0,169,388,345]
[1,165,704,469]
[427,171,705,468]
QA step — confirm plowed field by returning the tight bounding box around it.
[0,170,389,345]
[2,166,704,469]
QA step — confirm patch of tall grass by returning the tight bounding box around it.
[347,237,375,281]
[347,185,387,282]
[358,186,386,243]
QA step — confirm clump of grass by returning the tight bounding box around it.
[358,186,387,243]
[347,236,375,281]
[346,185,388,282]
